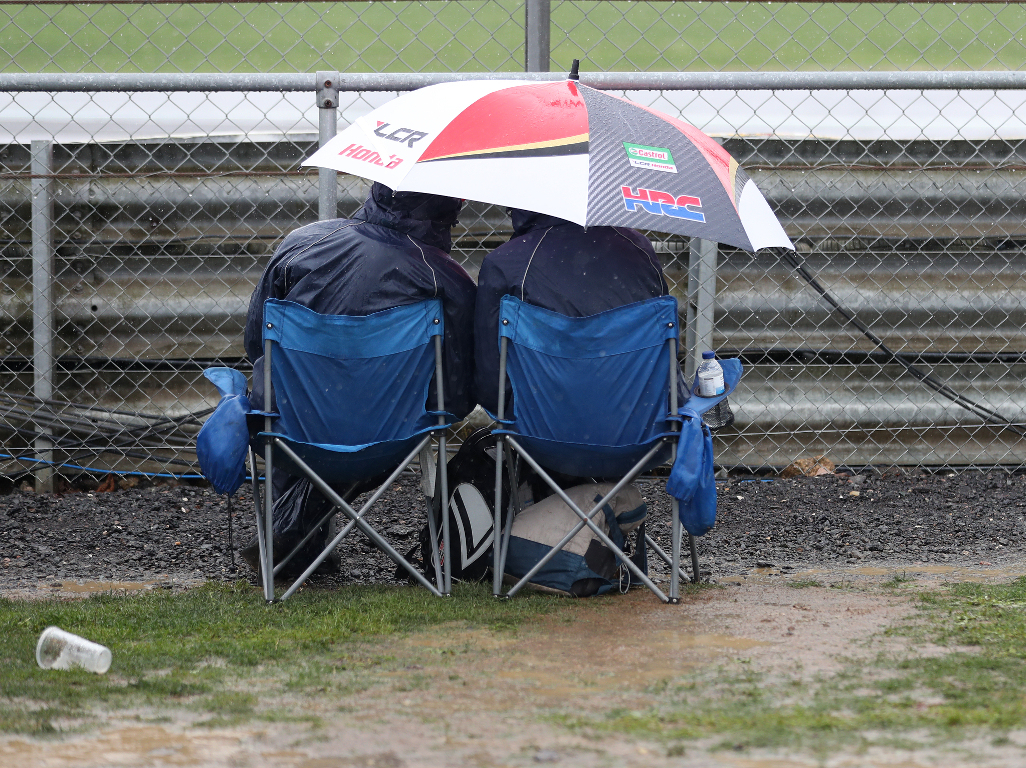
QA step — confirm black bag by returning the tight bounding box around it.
[418,428,512,583]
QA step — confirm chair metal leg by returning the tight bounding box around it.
[493,335,509,598]
[438,430,451,596]
[645,527,700,590]
[425,453,444,591]
[492,434,505,597]
[670,498,682,603]
[495,447,519,582]
[248,450,269,589]
[429,334,452,596]
[262,337,275,603]
[262,443,275,603]
[689,533,701,584]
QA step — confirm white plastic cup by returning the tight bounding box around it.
[35,626,112,674]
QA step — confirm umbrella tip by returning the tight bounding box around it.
[568,59,580,81]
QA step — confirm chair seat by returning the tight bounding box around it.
[493,431,675,478]
[255,427,446,485]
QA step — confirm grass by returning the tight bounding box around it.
[558,576,1026,754]
[882,571,915,589]
[8,575,1026,755]
[0,580,563,735]
[1,2,1024,74]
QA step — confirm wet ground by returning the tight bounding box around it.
[3,467,1026,766]
[0,467,1023,595]
[4,565,1026,767]
[2,463,1026,762]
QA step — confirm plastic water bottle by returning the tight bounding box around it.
[696,351,735,431]
[696,351,725,397]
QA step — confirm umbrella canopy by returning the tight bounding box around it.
[303,78,792,252]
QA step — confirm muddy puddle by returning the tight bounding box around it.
[1,577,203,601]
[720,561,1026,587]
[58,580,154,594]
[397,592,771,704]
[0,724,254,767]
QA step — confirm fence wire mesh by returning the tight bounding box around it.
[2,2,1026,482]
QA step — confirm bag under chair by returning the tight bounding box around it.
[503,482,647,597]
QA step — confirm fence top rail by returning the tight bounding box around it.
[2,71,1026,93]
[1,0,1024,4]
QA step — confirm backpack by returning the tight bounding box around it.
[413,428,512,583]
[503,482,648,597]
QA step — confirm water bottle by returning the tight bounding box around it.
[696,351,725,397]
[696,351,735,430]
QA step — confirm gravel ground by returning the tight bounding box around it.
[1,468,1023,594]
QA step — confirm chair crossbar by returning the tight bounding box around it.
[504,436,668,602]
[497,437,661,584]
[275,435,442,601]
[644,533,693,584]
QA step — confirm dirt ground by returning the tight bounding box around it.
[4,564,1026,767]
[3,469,1026,766]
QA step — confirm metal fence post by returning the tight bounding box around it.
[316,71,340,221]
[525,0,550,72]
[684,238,717,382]
[30,139,54,493]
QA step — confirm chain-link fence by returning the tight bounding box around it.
[2,2,1026,485]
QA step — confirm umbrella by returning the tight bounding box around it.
[303,66,792,252]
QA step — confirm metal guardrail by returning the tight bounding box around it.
[5,70,1026,92]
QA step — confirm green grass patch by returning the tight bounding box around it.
[557,577,1026,754]
[882,572,915,589]
[0,580,562,735]
[787,579,823,589]
[3,2,1025,74]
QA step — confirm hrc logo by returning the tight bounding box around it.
[621,186,705,222]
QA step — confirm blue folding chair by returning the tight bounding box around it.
[490,295,732,603]
[248,298,455,602]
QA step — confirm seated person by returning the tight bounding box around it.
[241,183,476,575]
[474,209,682,417]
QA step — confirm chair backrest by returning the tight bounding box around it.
[263,298,443,448]
[499,294,679,448]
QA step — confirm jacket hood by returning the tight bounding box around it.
[510,208,578,237]
[356,183,463,252]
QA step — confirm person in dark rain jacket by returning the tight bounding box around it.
[241,182,476,575]
[474,209,680,416]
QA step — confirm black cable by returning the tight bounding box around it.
[781,249,1026,438]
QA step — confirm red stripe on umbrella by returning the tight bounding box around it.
[419,81,589,163]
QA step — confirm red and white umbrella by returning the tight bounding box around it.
[303,77,792,252]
